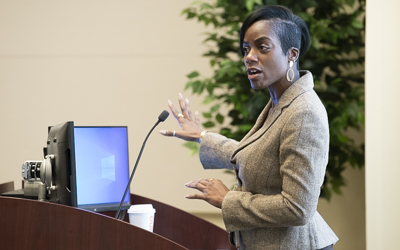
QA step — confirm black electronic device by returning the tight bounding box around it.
[18,122,76,205]
[6,121,132,212]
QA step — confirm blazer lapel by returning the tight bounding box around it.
[230,71,314,164]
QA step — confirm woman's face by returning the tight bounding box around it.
[242,20,289,90]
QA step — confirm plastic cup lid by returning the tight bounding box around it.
[127,204,156,213]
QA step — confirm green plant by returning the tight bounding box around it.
[182,0,365,200]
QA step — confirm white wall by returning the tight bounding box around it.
[0,1,367,249]
[365,0,400,249]
[0,0,232,213]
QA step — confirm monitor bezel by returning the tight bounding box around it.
[73,126,131,212]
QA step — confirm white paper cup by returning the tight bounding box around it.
[127,204,156,232]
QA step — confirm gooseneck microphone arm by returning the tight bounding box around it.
[115,110,169,220]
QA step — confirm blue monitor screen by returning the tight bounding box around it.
[73,126,130,211]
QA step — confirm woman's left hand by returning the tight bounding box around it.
[184,178,229,209]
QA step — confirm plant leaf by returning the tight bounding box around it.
[187,71,200,79]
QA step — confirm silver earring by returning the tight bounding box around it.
[286,61,294,82]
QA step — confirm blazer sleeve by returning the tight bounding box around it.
[221,102,329,231]
[199,132,238,170]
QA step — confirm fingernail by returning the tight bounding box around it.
[179,93,183,99]
[186,98,189,104]
[159,130,166,135]
[168,100,172,105]
[184,195,188,198]
[195,111,199,115]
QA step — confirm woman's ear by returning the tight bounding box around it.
[288,47,300,62]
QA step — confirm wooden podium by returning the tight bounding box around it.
[0,193,235,250]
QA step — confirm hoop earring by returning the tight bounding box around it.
[286,61,294,82]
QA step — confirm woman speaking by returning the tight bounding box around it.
[160,5,338,250]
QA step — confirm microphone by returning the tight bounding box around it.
[158,110,169,122]
[115,110,169,220]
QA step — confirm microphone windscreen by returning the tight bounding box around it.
[158,110,169,122]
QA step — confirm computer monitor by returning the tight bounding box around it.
[13,122,131,212]
[45,121,76,205]
[5,112,169,204]
[73,126,131,212]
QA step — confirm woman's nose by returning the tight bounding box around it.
[245,50,258,64]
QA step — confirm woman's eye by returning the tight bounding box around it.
[260,45,269,51]
[243,47,250,55]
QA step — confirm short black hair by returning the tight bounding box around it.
[240,5,310,57]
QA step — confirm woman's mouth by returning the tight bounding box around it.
[247,68,262,79]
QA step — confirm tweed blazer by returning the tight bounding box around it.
[199,71,338,249]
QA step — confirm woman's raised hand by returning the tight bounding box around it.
[159,93,203,142]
